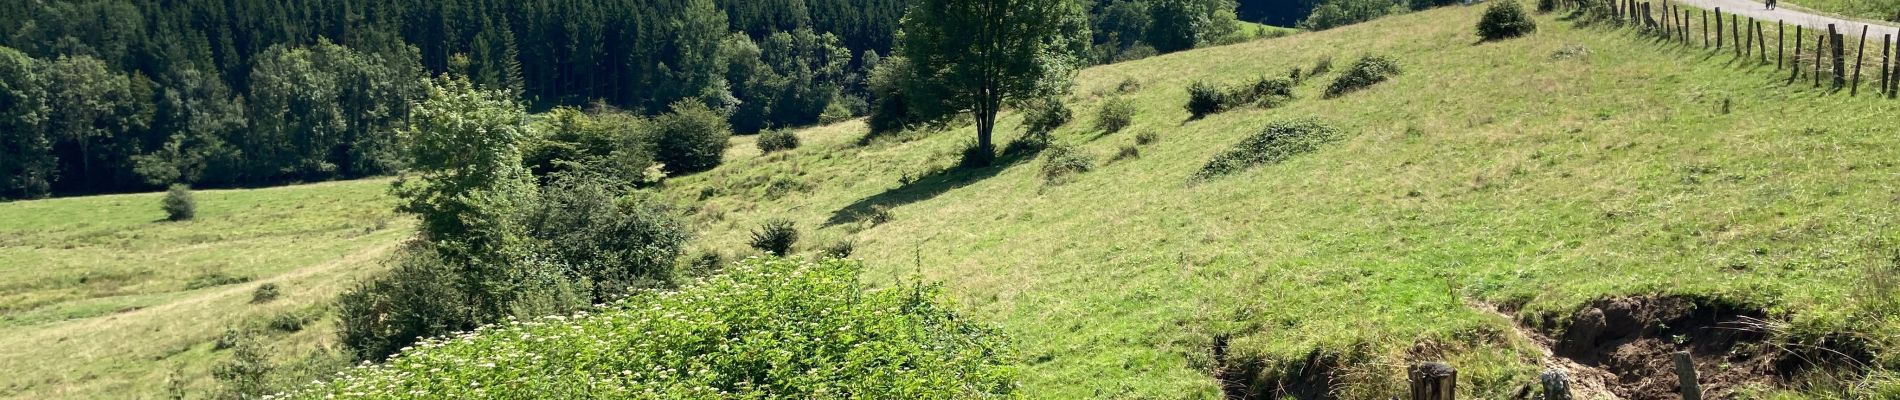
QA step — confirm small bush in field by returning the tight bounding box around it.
[1196,118,1343,179]
[1186,81,1228,119]
[756,129,800,153]
[1536,0,1558,12]
[1479,0,1538,41]
[1021,98,1073,137]
[163,184,195,221]
[749,219,800,256]
[251,283,280,304]
[1111,144,1141,163]
[1096,97,1136,133]
[1039,143,1095,184]
[1325,55,1401,98]
[1135,130,1160,145]
[281,257,1017,399]
[821,240,856,259]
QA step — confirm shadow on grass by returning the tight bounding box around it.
[824,144,1039,227]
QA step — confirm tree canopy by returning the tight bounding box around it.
[898,0,1090,165]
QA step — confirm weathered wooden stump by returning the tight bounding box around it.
[1410,362,1456,400]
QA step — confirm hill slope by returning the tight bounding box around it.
[0,180,409,398]
[666,4,1900,398]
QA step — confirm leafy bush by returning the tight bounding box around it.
[1039,143,1095,184]
[682,250,726,276]
[1136,130,1161,145]
[1536,0,1558,12]
[958,141,996,169]
[1196,118,1343,179]
[285,257,1017,399]
[268,308,315,332]
[251,283,280,304]
[162,184,195,221]
[337,249,478,361]
[652,101,732,174]
[756,129,800,153]
[1111,144,1141,163]
[749,219,800,256]
[523,176,689,298]
[213,332,274,398]
[821,240,856,259]
[1325,55,1402,98]
[1096,97,1136,133]
[1186,81,1229,119]
[1021,98,1073,137]
[1478,0,1539,41]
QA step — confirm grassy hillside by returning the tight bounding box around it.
[665,4,1900,398]
[0,180,410,398]
[1776,0,1899,22]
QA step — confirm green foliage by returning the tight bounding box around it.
[1299,0,1398,30]
[523,176,689,298]
[899,0,1091,165]
[0,46,52,199]
[523,107,658,186]
[821,240,856,259]
[1535,0,1558,12]
[212,332,273,399]
[749,219,800,256]
[1186,81,1229,118]
[289,257,1017,399]
[1136,130,1161,145]
[250,283,280,304]
[246,39,424,182]
[267,308,316,333]
[1040,143,1096,184]
[1325,54,1402,98]
[337,249,477,361]
[162,184,195,221]
[1311,56,1335,76]
[652,101,732,175]
[1096,97,1137,133]
[1022,97,1075,138]
[1196,118,1343,179]
[1148,0,1243,53]
[390,77,535,268]
[756,130,801,153]
[1478,0,1539,41]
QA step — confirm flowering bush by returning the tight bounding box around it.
[283,257,1016,399]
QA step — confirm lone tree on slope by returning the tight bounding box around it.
[898,0,1090,167]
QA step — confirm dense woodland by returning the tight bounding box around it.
[0,0,1371,200]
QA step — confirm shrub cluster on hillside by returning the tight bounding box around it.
[1196,118,1343,179]
[1478,0,1539,41]
[1186,76,1297,119]
[162,184,195,221]
[1325,55,1402,98]
[1040,142,1095,184]
[756,130,800,154]
[1096,97,1138,134]
[748,219,800,256]
[291,257,1017,399]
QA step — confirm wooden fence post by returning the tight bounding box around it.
[1715,8,1723,49]
[1745,18,1755,57]
[1778,21,1786,69]
[1539,369,1573,400]
[1854,25,1868,95]
[1835,29,1848,89]
[1674,352,1702,400]
[1734,14,1743,56]
[1882,34,1891,95]
[1794,26,1804,79]
[1410,362,1457,400]
[1758,21,1768,62]
[1710,10,1725,46]
[1817,32,1826,87]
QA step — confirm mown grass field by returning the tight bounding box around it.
[0,180,410,398]
[667,4,1900,398]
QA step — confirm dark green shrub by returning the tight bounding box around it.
[524,176,689,298]
[1536,0,1558,12]
[1111,144,1141,163]
[338,249,477,361]
[1021,98,1073,137]
[285,257,1017,399]
[683,250,726,275]
[652,101,731,174]
[268,308,315,332]
[1135,130,1161,145]
[749,219,800,256]
[958,142,996,169]
[1287,66,1305,84]
[1096,97,1136,133]
[1196,118,1343,179]
[251,283,280,304]
[1232,76,1296,108]
[756,130,800,153]
[1186,81,1228,119]
[1479,0,1539,41]
[821,240,856,259]
[1039,143,1095,184]
[212,332,273,398]
[163,184,195,221]
[1325,55,1402,98]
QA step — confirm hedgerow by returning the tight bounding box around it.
[286,257,1016,399]
[1196,118,1343,179]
